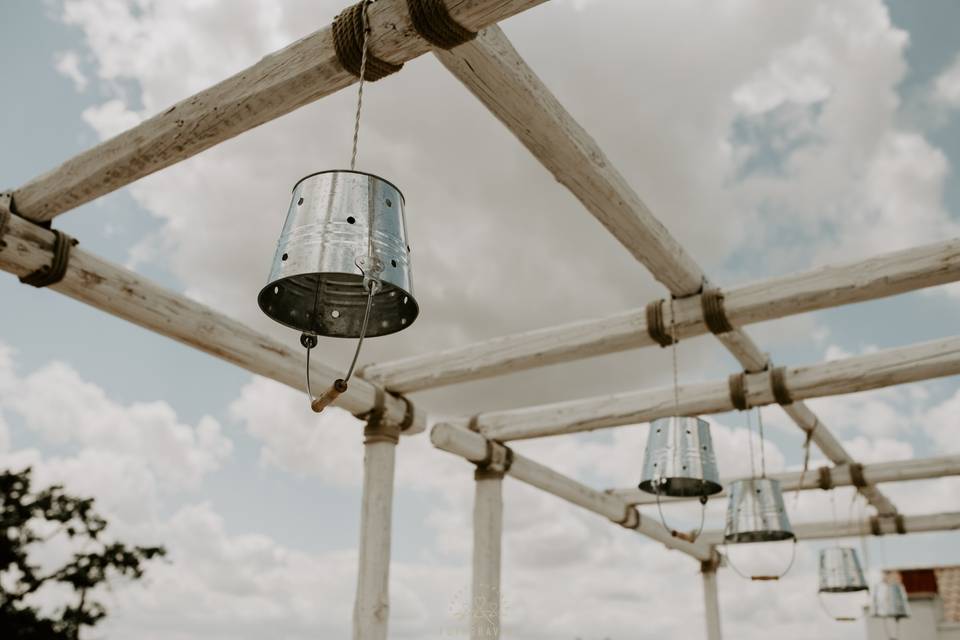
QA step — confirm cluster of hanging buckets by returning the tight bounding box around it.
[638,414,911,625]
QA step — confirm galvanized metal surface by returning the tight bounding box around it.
[259,170,418,338]
[818,547,868,593]
[724,478,794,543]
[872,582,911,619]
[638,416,722,497]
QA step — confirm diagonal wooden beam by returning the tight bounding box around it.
[430,422,714,560]
[435,25,897,515]
[0,209,424,433]
[363,238,960,392]
[9,0,547,222]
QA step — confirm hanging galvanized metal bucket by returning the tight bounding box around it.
[724,478,794,543]
[819,547,868,593]
[638,416,722,498]
[872,582,910,619]
[258,170,418,338]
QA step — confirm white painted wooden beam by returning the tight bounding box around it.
[700,512,960,546]
[472,469,504,640]
[435,26,703,294]
[477,334,960,441]
[0,204,424,433]
[434,25,895,515]
[610,455,960,506]
[353,424,399,639]
[363,238,960,392]
[702,562,723,640]
[430,423,714,560]
[10,0,547,222]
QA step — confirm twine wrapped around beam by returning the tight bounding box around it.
[333,1,404,81]
[407,0,477,49]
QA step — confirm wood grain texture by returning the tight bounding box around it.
[472,473,503,640]
[477,335,960,443]
[434,25,896,514]
[701,512,960,545]
[353,438,397,640]
[0,213,424,433]
[12,0,547,222]
[363,238,960,392]
[430,423,713,560]
[610,455,960,506]
[701,567,723,640]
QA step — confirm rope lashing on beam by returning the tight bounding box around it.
[406,0,477,49]
[769,366,793,406]
[728,372,749,411]
[818,466,834,491]
[333,1,403,81]
[700,288,734,334]
[356,385,415,441]
[870,515,907,536]
[474,439,513,477]
[613,505,640,529]
[848,463,867,488]
[3,192,78,288]
[645,299,676,347]
[0,192,11,249]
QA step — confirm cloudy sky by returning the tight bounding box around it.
[3,0,960,638]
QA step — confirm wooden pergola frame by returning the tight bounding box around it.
[3,2,959,638]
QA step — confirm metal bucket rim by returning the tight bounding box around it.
[723,529,796,543]
[638,478,723,497]
[819,585,869,594]
[257,274,419,338]
[292,169,406,203]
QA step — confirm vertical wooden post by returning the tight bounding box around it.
[472,469,504,640]
[353,420,400,640]
[701,555,723,640]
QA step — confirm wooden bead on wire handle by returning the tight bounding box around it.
[312,379,349,413]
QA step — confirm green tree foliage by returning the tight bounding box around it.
[0,467,166,639]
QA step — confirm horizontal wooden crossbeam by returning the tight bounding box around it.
[701,511,960,545]
[610,455,960,506]
[476,334,960,441]
[0,209,424,433]
[9,0,546,222]
[363,238,960,392]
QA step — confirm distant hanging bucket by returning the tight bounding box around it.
[819,547,869,593]
[258,170,418,338]
[724,478,794,543]
[638,416,722,498]
[872,582,910,619]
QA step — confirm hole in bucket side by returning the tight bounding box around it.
[331,310,340,318]
[347,216,356,224]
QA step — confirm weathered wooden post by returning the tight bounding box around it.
[470,441,511,639]
[702,554,723,640]
[353,406,407,640]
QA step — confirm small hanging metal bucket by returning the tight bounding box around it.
[724,478,794,543]
[638,416,722,498]
[258,170,418,338]
[819,547,868,593]
[872,582,910,619]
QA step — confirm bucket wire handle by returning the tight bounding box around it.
[722,537,797,581]
[817,591,862,623]
[302,0,379,413]
[650,298,710,543]
[653,485,708,543]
